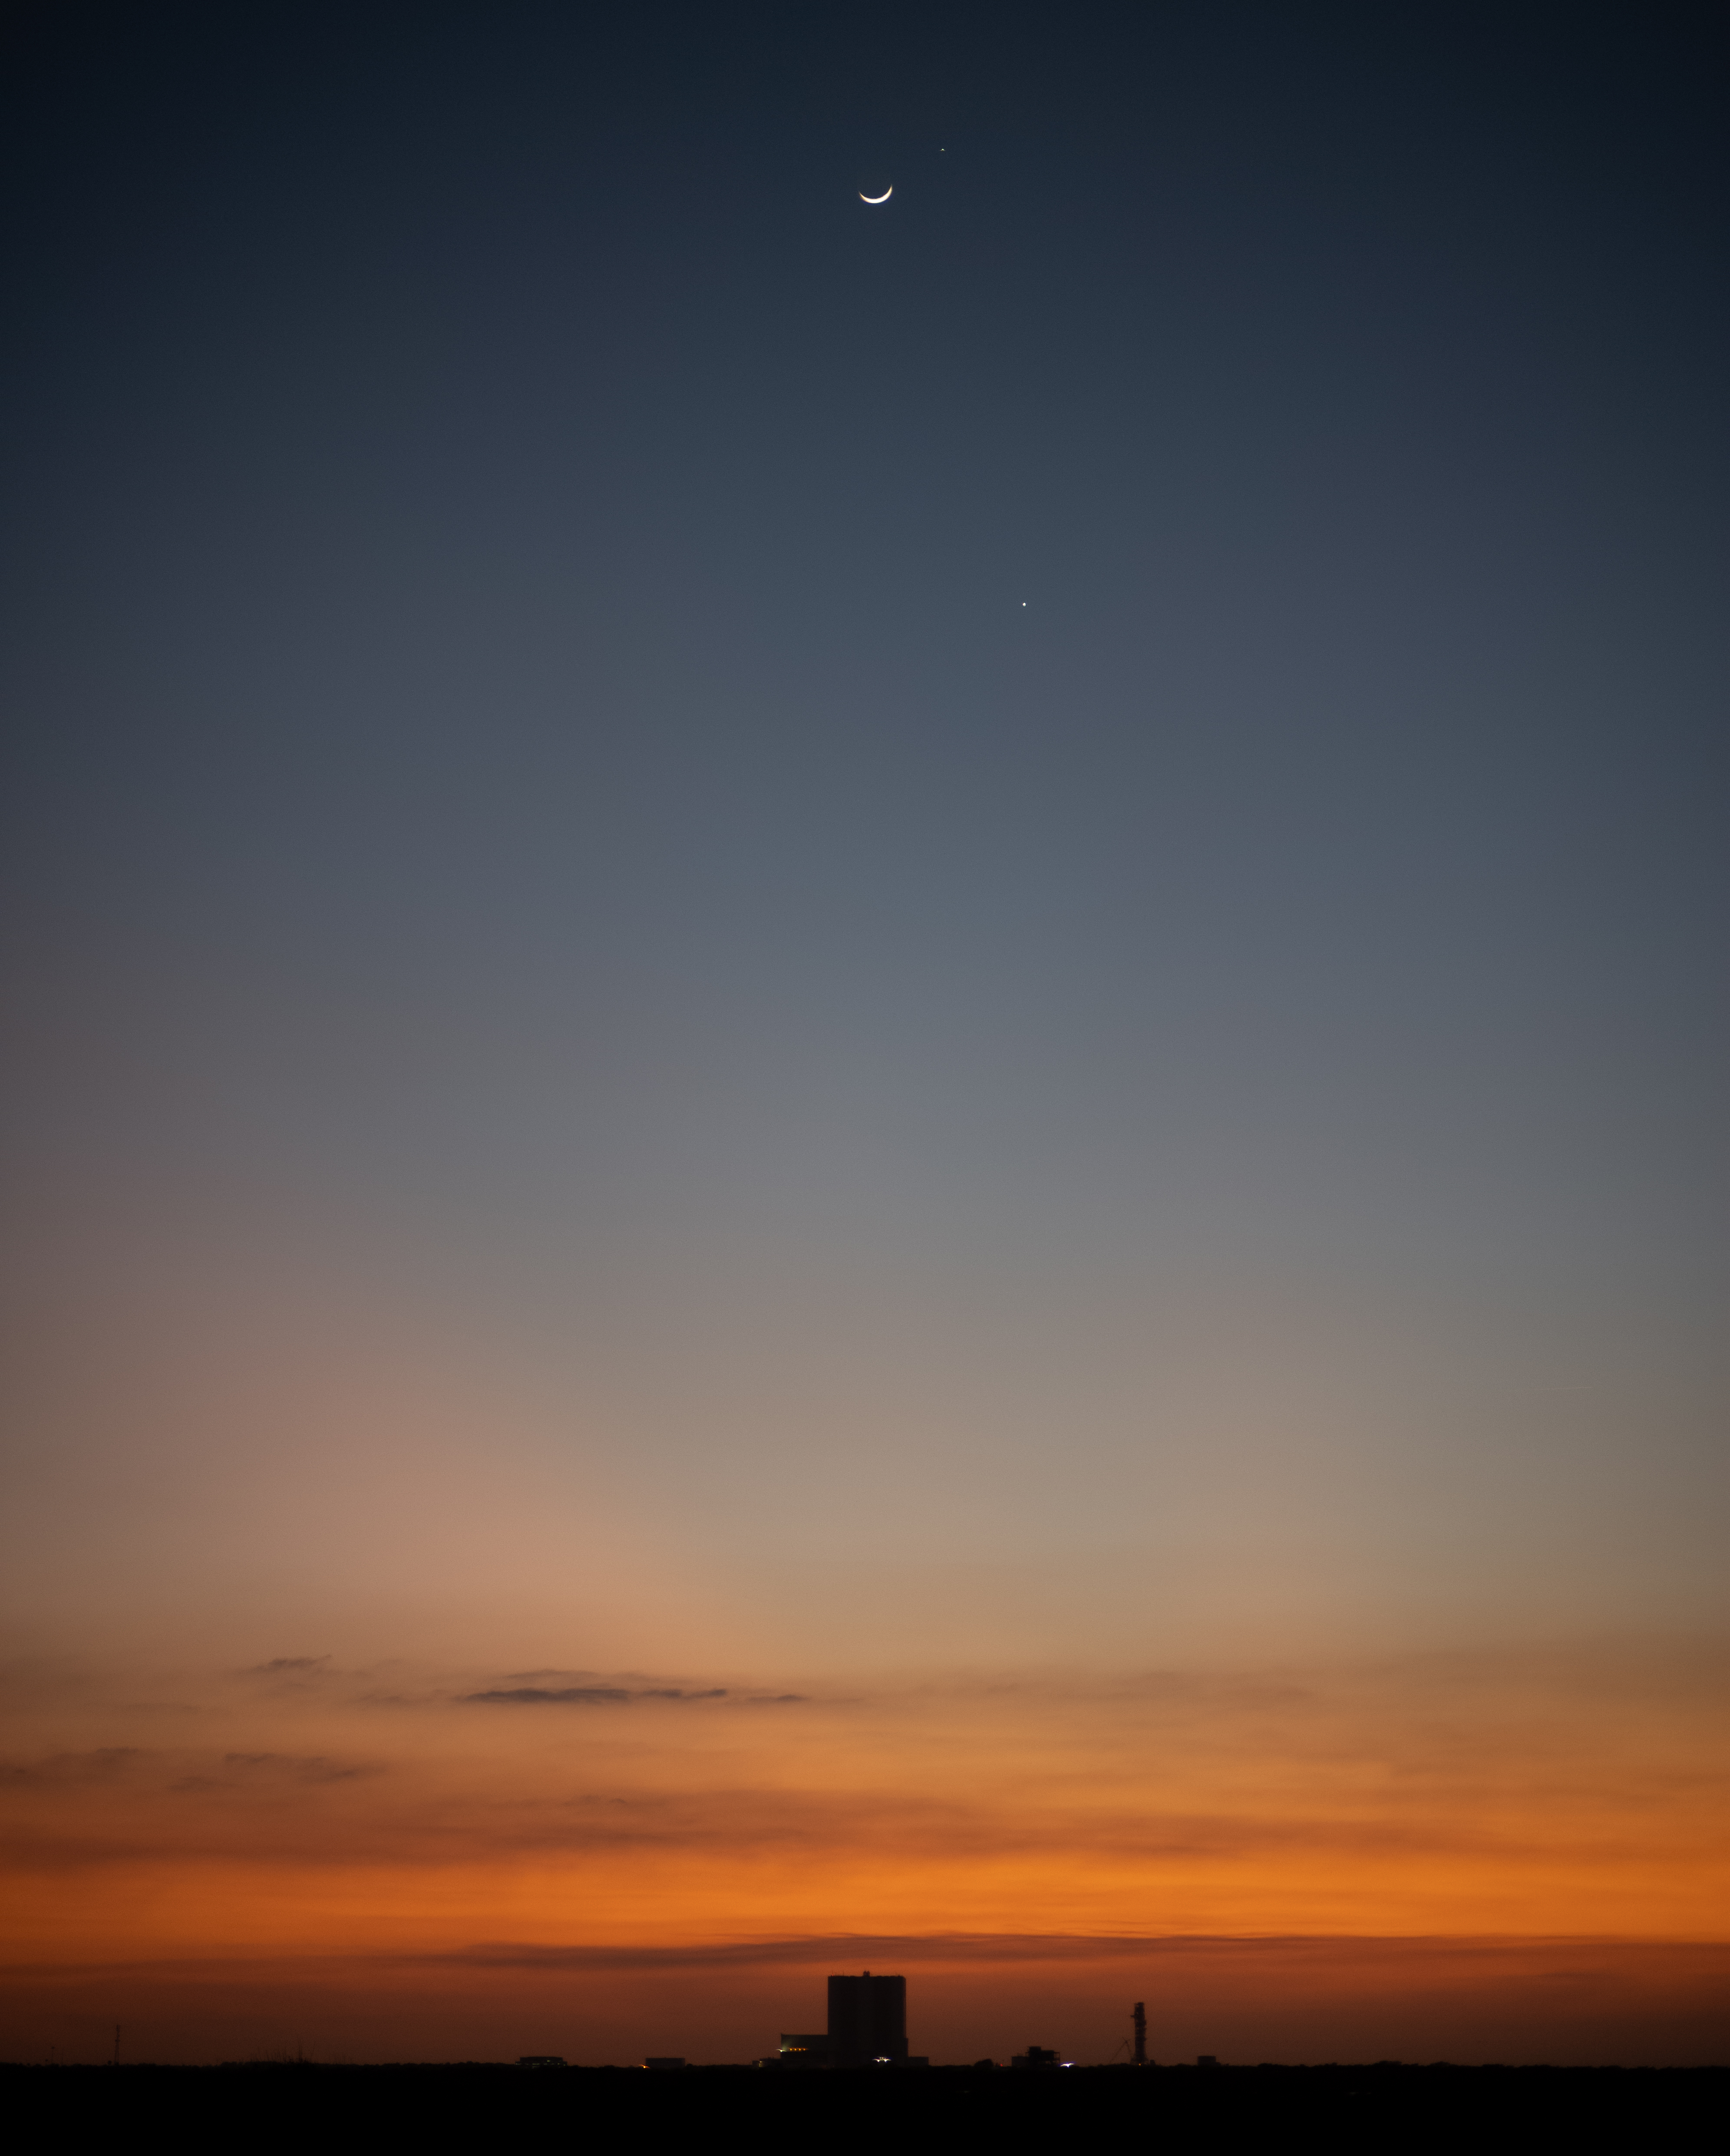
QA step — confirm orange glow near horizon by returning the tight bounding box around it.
[5,1638,1727,2060]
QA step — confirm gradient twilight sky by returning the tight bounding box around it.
[3,1,1727,2066]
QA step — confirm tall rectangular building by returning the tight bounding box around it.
[826,1972,907,2066]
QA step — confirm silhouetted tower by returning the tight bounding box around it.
[1132,2001,1147,2067]
[827,1972,908,2066]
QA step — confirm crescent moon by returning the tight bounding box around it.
[859,185,892,204]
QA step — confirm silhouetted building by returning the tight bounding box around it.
[1011,2046,1062,2069]
[517,2056,565,2068]
[1132,2001,1147,2067]
[828,1973,908,2066]
[766,1971,928,2067]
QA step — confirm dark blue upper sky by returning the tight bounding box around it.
[3,2,1725,1656]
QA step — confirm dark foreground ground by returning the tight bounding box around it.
[4,2063,1722,2146]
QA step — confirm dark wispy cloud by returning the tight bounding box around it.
[0,1747,145,1788]
[3,1744,379,1823]
[463,1685,728,1705]
[238,1658,340,1692]
[218,1752,371,1782]
[462,1681,806,1706]
[423,1933,1730,1976]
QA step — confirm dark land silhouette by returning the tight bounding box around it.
[5,2060,1720,2140]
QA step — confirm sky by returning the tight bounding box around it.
[2,0,1727,2066]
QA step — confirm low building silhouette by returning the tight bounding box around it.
[769,1972,925,2067]
[1011,2046,1063,2069]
